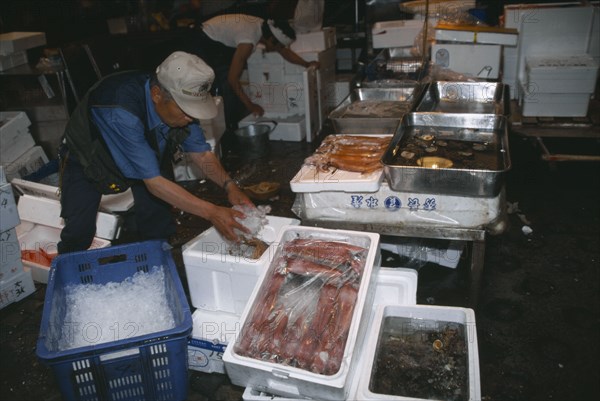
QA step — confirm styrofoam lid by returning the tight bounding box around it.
[17,194,63,229]
[374,267,418,306]
[191,309,241,344]
[526,54,599,70]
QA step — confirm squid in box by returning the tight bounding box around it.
[224,226,380,400]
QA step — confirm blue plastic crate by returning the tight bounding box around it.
[36,240,193,401]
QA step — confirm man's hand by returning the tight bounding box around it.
[206,204,250,242]
[247,102,265,117]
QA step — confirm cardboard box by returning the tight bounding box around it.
[0,111,36,165]
[0,269,35,310]
[182,216,300,315]
[0,32,46,56]
[0,183,20,233]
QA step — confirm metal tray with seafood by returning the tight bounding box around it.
[329,86,422,135]
[382,113,511,197]
[416,81,509,116]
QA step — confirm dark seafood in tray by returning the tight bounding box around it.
[234,238,369,375]
[392,127,502,170]
[304,135,392,174]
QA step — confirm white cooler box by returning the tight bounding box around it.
[525,54,599,94]
[223,226,380,401]
[182,216,300,315]
[518,82,592,117]
[0,269,35,310]
[15,195,113,283]
[351,304,480,401]
[371,20,424,49]
[0,183,20,233]
[3,146,48,182]
[242,266,419,400]
[191,267,418,378]
[290,27,336,53]
[0,111,36,166]
[1,228,24,283]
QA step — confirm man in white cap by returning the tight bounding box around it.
[189,14,320,127]
[58,51,253,254]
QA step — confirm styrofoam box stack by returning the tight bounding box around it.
[1,172,35,310]
[519,54,599,117]
[182,216,300,315]
[432,43,502,79]
[0,112,36,167]
[15,195,112,283]
[0,32,46,72]
[241,266,419,400]
[290,27,336,53]
[223,226,380,401]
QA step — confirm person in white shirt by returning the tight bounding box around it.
[189,13,319,127]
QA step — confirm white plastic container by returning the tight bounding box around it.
[0,111,35,165]
[0,32,46,55]
[432,43,501,79]
[223,226,380,401]
[353,304,481,401]
[519,83,591,117]
[290,27,336,53]
[372,20,424,49]
[0,183,20,232]
[434,24,518,46]
[290,163,385,193]
[182,216,300,315]
[15,195,112,283]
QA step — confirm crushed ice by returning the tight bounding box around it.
[228,204,271,258]
[58,266,175,350]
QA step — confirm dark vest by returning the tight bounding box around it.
[63,71,190,194]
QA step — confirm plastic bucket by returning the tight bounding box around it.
[234,121,277,160]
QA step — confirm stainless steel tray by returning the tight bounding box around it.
[416,81,509,116]
[329,86,421,135]
[382,113,511,197]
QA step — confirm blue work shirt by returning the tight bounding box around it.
[90,80,211,180]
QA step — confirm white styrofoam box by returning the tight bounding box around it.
[0,166,6,184]
[0,32,46,56]
[199,96,226,142]
[248,47,287,66]
[239,114,306,142]
[0,111,36,165]
[290,27,336,53]
[245,74,306,117]
[1,228,24,283]
[11,172,134,214]
[0,183,20,233]
[434,24,518,46]
[0,50,28,71]
[188,309,240,374]
[331,75,353,109]
[505,5,595,86]
[17,194,121,241]
[182,216,300,314]
[502,46,519,99]
[519,82,591,117]
[290,163,385,193]
[353,304,480,401]
[173,138,220,182]
[525,55,600,94]
[432,43,501,79]
[3,146,48,183]
[242,266,418,400]
[292,182,504,230]
[371,20,424,49]
[223,226,380,401]
[303,66,320,142]
[380,240,464,269]
[0,268,35,310]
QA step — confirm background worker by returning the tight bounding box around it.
[187,13,320,128]
[58,51,253,254]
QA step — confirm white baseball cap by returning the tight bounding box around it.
[156,51,217,119]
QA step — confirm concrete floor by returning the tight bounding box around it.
[0,128,598,400]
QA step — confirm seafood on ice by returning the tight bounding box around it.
[234,238,369,375]
[304,135,392,174]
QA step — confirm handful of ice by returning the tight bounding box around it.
[228,205,271,259]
